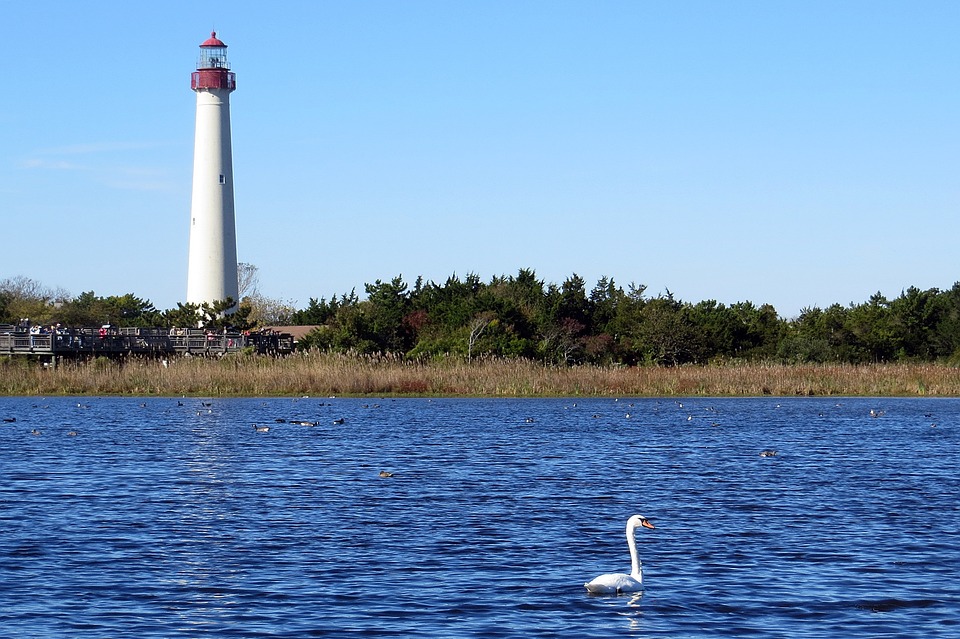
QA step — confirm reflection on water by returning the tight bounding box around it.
[616,592,645,632]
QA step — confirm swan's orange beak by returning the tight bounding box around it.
[641,519,655,529]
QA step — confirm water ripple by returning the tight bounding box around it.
[1,396,958,637]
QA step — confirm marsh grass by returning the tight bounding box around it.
[2,352,960,397]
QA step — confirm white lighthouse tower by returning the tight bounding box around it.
[186,31,239,312]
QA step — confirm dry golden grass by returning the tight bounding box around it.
[3,352,960,397]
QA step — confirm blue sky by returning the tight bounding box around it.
[1,1,957,318]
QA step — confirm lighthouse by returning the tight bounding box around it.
[186,31,239,312]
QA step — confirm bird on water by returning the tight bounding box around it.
[584,514,655,595]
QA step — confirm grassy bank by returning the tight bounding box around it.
[2,352,959,397]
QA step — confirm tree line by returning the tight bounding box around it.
[3,270,960,365]
[288,271,960,365]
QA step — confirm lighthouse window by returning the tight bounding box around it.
[219,174,226,185]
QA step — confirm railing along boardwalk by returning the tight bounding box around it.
[0,325,294,360]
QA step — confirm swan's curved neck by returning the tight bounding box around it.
[627,524,641,578]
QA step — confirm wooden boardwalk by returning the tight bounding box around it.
[0,325,294,360]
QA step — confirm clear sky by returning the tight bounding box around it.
[1,1,957,318]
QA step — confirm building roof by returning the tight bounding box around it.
[200,31,227,48]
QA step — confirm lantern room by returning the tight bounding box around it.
[191,32,236,91]
[198,32,230,69]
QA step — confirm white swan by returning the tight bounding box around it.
[584,514,655,594]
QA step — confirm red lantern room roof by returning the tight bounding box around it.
[200,31,227,48]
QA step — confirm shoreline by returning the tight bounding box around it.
[2,353,959,397]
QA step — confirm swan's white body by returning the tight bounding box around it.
[584,514,655,594]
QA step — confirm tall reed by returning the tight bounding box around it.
[2,353,959,397]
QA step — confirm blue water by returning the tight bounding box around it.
[1,396,957,638]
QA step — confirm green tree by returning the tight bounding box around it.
[583,276,624,363]
[847,293,895,362]
[588,277,622,333]
[887,287,943,360]
[557,274,590,328]
[331,301,376,353]
[729,302,784,360]
[803,303,859,362]
[481,270,545,357]
[163,303,202,328]
[0,289,10,324]
[411,274,482,336]
[637,294,699,365]
[603,282,647,364]
[364,275,412,352]
[104,294,163,326]
[686,300,741,361]
[290,296,342,325]
[933,282,960,362]
[201,298,253,331]
[779,306,833,363]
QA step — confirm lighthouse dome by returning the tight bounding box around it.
[200,31,227,48]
